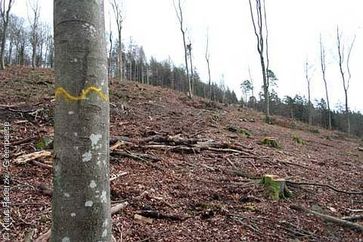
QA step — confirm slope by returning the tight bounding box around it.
[0,66,362,241]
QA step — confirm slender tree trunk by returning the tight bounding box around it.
[260,55,270,118]
[52,0,112,241]
[320,36,332,130]
[174,0,192,98]
[182,31,192,97]
[188,44,194,95]
[32,42,36,69]
[8,39,13,65]
[344,89,350,134]
[205,32,212,100]
[207,59,211,99]
[323,80,332,129]
[118,30,122,82]
[108,31,113,79]
[305,61,312,125]
[336,27,355,135]
[0,0,14,70]
[0,22,8,69]
[249,0,270,122]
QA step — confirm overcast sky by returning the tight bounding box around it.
[13,0,363,112]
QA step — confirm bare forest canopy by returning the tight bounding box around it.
[0,10,362,137]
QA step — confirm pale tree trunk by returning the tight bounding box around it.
[336,26,355,135]
[305,60,313,125]
[111,0,123,82]
[174,0,192,98]
[249,0,270,122]
[319,35,332,130]
[118,30,122,81]
[205,33,212,99]
[108,29,113,79]
[0,0,14,70]
[29,0,40,70]
[188,43,194,94]
[52,0,111,241]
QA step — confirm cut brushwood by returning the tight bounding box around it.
[290,205,363,232]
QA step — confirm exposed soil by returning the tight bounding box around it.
[1,66,362,241]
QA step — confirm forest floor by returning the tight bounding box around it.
[1,66,363,241]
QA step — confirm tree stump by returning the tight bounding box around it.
[260,137,281,149]
[261,174,292,200]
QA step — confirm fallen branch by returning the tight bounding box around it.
[279,160,311,170]
[14,150,52,165]
[137,209,184,221]
[32,160,52,170]
[11,136,38,146]
[286,181,363,195]
[111,201,129,214]
[341,215,363,222]
[111,150,160,163]
[110,172,128,182]
[290,205,363,232]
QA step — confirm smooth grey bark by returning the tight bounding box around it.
[305,60,313,125]
[174,0,192,98]
[205,31,212,100]
[108,20,113,79]
[319,35,332,130]
[52,0,111,241]
[336,27,355,135]
[187,42,194,94]
[0,0,14,70]
[248,0,270,122]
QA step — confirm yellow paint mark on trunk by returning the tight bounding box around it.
[55,86,108,101]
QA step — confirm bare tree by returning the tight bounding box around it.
[305,59,313,125]
[0,0,15,70]
[248,0,270,122]
[173,0,192,98]
[108,16,113,79]
[187,41,194,94]
[205,30,212,99]
[111,0,123,82]
[336,26,355,135]
[28,0,40,69]
[51,0,112,240]
[319,35,332,130]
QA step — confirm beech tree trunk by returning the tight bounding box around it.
[52,0,111,241]
[0,0,14,70]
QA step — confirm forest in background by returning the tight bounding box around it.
[0,6,362,137]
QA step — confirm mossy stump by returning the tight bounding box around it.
[261,137,281,149]
[261,174,292,200]
[292,135,305,145]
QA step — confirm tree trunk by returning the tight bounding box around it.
[32,42,36,69]
[0,22,8,70]
[52,0,112,241]
[189,48,194,95]
[108,32,113,79]
[260,55,270,121]
[118,30,122,82]
[8,38,13,64]
[182,31,192,98]
[345,89,350,134]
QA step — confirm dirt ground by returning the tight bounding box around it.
[1,66,362,241]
